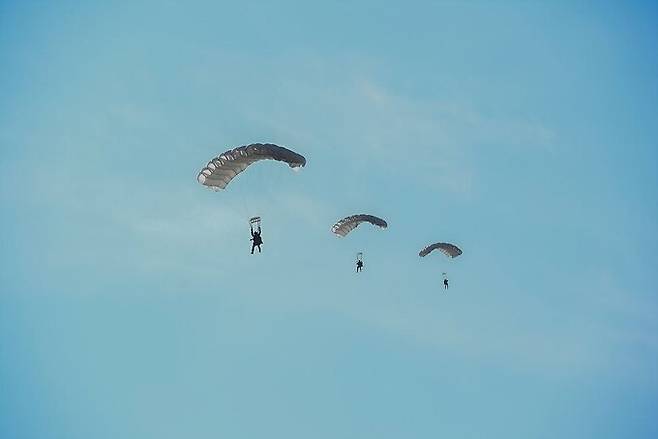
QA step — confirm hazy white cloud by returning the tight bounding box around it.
[212,57,557,199]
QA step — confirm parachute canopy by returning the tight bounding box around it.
[331,214,388,237]
[419,242,462,258]
[197,143,306,190]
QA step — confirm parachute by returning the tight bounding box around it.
[197,143,306,190]
[419,242,462,258]
[249,216,261,228]
[331,214,388,237]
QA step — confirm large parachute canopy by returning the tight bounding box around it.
[197,143,306,190]
[331,214,388,237]
[419,242,462,258]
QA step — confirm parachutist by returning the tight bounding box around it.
[356,259,364,273]
[250,225,263,254]
[419,243,462,290]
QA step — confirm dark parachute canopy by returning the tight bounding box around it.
[331,214,388,237]
[197,143,306,190]
[419,242,463,258]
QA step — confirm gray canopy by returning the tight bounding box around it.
[331,214,388,237]
[419,242,462,258]
[197,143,306,190]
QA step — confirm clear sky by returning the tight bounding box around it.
[1,1,657,438]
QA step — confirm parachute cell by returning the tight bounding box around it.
[419,242,462,258]
[331,214,388,237]
[197,143,306,190]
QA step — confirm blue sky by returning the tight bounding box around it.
[1,1,657,438]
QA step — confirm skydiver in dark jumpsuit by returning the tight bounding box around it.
[356,259,363,273]
[250,225,263,254]
[443,278,449,289]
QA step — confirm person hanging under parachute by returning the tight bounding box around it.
[196,143,306,254]
[249,217,263,254]
[250,224,263,254]
[419,242,462,290]
[356,253,364,273]
[331,215,387,271]
[440,273,449,290]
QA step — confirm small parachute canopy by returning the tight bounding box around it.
[197,143,306,190]
[249,216,261,228]
[419,242,462,258]
[331,214,388,237]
